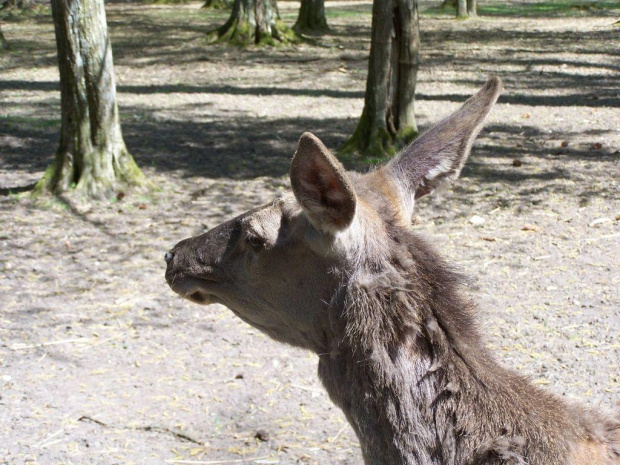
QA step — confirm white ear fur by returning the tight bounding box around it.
[290,133,357,233]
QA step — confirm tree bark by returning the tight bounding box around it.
[341,0,419,158]
[202,0,231,9]
[36,0,148,198]
[0,26,8,50]
[392,0,419,143]
[208,0,298,46]
[467,0,477,17]
[1,0,40,11]
[457,0,467,18]
[293,0,328,35]
[439,0,456,9]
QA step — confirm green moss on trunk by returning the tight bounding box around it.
[208,0,300,47]
[209,18,298,46]
[34,146,151,200]
[340,110,397,161]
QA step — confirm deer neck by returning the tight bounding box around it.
[316,261,580,465]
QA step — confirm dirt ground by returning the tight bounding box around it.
[0,1,619,464]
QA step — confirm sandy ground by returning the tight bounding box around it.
[0,1,619,464]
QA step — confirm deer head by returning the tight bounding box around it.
[164,77,502,354]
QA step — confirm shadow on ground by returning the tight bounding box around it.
[1,1,618,192]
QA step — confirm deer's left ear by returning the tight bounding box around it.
[290,132,357,233]
[386,76,502,218]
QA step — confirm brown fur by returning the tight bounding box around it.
[165,78,620,464]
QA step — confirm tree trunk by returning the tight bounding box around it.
[1,0,40,11]
[0,26,8,50]
[439,0,456,9]
[457,0,467,18]
[208,0,298,46]
[293,0,328,35]
[467,0,477,17]
[36,0,148,198]
[202,0,231,9]
[341,0,419,158]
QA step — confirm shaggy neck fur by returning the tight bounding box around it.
[318,227,619,465]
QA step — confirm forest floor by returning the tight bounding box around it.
[0,1,619,464]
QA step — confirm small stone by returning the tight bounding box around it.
[255,430,269,442]
[512,159,523,167]
[469,215,486,226]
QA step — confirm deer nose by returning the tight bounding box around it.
[164,251,174,264]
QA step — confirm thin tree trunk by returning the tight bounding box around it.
[341,0,419,158]
[36,0,148,198]
[457,0,467,18]
[208,0,298,46]
[1,0,39,10]
[0,26,8,50]
[439,0,456,9]
[393,0,419,142]
[293,0,328,34]
[467,0,477,17]
[202,0,231,9]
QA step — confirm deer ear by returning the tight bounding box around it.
[290,132,357,232]
[387,77,502,215]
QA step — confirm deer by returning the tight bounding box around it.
[164,77,620,464]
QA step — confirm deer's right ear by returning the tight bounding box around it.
[290,132,357,233]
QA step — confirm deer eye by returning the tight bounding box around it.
[246,232,265,250]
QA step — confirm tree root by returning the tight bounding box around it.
[207,17,300,47]
[33,148,152,200]
[340,110,418,161]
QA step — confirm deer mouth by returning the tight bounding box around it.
[167,275,221,306]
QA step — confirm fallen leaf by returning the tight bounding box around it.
[481,236,497,242]
[561,141,569,148]
[591,142,603,150]
[522,225,540,232]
